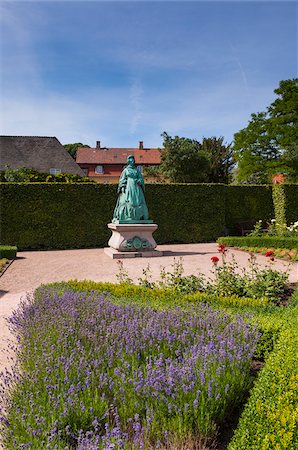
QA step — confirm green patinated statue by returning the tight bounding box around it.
[112,155,152,223]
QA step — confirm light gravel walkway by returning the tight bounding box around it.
[1,243,297,373]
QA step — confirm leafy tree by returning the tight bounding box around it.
[200,137,235,183]
[159,133,235,183]
[233,78,298,183]
[160,132,210,183]
[64,143,90,159]
[142,165,166,183]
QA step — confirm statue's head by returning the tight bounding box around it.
[127,155,135,167]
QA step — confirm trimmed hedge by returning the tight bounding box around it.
[228,297,298,450]
[217,236,298,249]
[145,183,226,243]
[284,184,298,224]
[225,185,274,235]
[0,183,297,250]
[0,245,17,259]
[0,183,226,249]
[0,183,116,250]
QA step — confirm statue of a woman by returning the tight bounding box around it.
[112,155,150,223]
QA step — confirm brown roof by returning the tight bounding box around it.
[76,147,161,165]
[0,136,85,176]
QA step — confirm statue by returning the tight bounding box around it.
[112,155,150,223]
[106,154,161,258]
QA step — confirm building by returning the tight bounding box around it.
[76,141,161,183]
[0,136,85,176]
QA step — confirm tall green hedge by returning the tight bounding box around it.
[226,186,274,234]
[0,183,226,250]
[0,183,116,249]
[284,184,298,224]
[0,183,297,250]
[146,183,226,243]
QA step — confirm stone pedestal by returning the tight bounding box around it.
[104,223,163,259]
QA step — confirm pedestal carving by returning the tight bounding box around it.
[104,223,163,259]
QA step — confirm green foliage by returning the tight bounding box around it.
[0,183,117,249]
[233,78,298,184]
[272,184,287,229]
[160,133,235,184]
[145,183,227,244]
[217,235,298,249]
[0,167,93,183]
[160,132,210,182]
[0,258,9,273]
[63,142,90,159]
[1,183,297,249]
[142,165,165,182]
[225,185,274,234]
[47,279,292,362]
[0,245,17,259]
[207,252,289,305]
[228,300,298,450]
[227,246,298,262]
[200,136,235,183]
[117,251,289,306]
[284,184,298,223]
[282,144,298,182]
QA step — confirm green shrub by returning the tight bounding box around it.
[0,183,117,249]
[0,183,227,249]
[228,301,298,450]
[225,185,274,235]
[0,245,17,259]
[145,183,226,243]
[284,184,298,224]
[0,167,93,183]
[1,183,297,249]
[217,236,298,249]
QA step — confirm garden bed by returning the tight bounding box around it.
[1,276,297,449]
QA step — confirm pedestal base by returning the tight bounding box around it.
[104,247,164,259]
[105,223,163,259]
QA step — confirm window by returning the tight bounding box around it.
[95,165,104,174]
[49,168,61,175]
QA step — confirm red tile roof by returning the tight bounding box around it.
[76,147,161,165]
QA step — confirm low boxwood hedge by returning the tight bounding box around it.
[217,236,298,249]
[0,245,17,259]
[228,292,298,450]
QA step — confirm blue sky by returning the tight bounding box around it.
[0,0,297,148]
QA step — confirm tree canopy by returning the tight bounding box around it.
[233,78,298,183]
[159,132,234,183]
[64,143,90,159]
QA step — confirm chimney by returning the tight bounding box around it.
[96,141,101,148]
[139,141,144,150]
